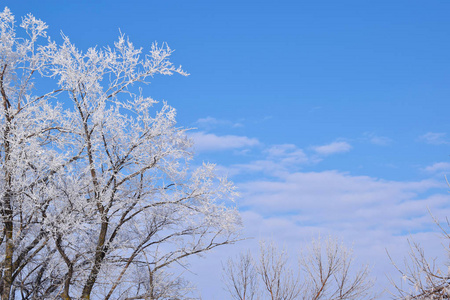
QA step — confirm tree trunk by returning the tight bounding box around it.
[2,190,13,300]
[81,220,108,300]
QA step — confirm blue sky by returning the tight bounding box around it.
[5,1,450,298]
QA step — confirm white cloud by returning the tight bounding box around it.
[308,106,322,113]
[419,132,448,145]
[370,136,391,146]
[313,141,352,155]
[364,133,392,146]
[226,160,286,176]
[195,116,218,125]
[265,144,309,165]
[241,170,441,218]
[186,132,449,299]
[236,171,447,298]
[195,116,242,129]
[424,162,450,174]
[222,144,319,177]
[190,132,259,152]
[189,169,449,299]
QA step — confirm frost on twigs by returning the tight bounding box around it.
[388,216,450,300]
[0,7,240,300]
[223,237,376,300]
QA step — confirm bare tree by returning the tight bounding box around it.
[223,251,259,300]
[223,237,375,300]
[0,8,241,300]
[300,236,375,300]
[388,216,450,299]
[258,241,302,300]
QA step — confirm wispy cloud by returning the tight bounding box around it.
[219,140,356,177]
[308,106,322,113]
[195,116,243,129]
[265,144,309,165]
[241,171,440,217]
[313,141,352,155]
[364,132,392,146]
[419,132,448,145]
[222,144,319,177]
[423,162,450,174]
[190,132,259,152]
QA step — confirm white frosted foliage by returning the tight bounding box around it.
[0,8,240,300]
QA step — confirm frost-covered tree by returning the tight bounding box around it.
[0,8,241,300]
